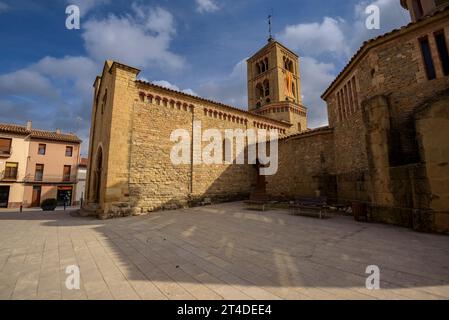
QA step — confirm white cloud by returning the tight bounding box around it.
[277,17,350,57]
[277,1,409,58]
[82,6,184,70]
[196,0,219,14]
[349,0,410,51]
[0,4,183,155]
[152,80,198,96]
[0,55,98,155]
[196,59,248,108]
[65,0,109,15]
[300,57,336,127]
[0,69,58,100]
[0,1,9,13]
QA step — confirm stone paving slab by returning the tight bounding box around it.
[0,202,448,300]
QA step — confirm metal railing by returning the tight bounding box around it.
[23,174,78,183]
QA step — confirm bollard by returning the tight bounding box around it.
[20,205,23,213]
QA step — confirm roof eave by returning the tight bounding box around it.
[321,7,449,100]
[135,80,293,128]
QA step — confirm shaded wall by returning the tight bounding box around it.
[266,129,336,200]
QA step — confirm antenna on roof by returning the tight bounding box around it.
[268,12,274,42]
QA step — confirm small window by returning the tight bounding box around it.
[35,164,44,181]
[38,144,46,155]
[63,165,71,182]
[419,36,437,80]
[65,146,73,157]
[0,138,12,155]
[434,31,449,76]
[4,162,18,180]
[101,89,108,115]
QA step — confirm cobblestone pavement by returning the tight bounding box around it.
[0,202,448,300]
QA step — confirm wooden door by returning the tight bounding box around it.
[0,186,9,208]
[31,186,41,207]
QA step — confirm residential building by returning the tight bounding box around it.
[75,157,88,206]
[0,129,30,208]
[0,121,82,208]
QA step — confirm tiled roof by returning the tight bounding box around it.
[0,123,82,143]
[246,39,299,61]
[79,157,89,167]
[321,5,449,99]
[135,80,293,128]
[280,126,333,141]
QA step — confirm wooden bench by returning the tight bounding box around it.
[290,196,328,219]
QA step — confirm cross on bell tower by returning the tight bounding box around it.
[268,14,273,42]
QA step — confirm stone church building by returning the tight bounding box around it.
[85,0,449,233]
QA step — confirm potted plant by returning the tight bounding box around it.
[41,198,58,211]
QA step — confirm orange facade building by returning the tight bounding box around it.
[0,121,81,208]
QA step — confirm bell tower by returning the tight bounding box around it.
[401,0,449,23]
[247,39,307,134]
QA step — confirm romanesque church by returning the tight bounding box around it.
[84,0,449,234]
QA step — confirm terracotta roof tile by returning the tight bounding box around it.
[0,123,82,143]
[135,80,293,128]
[79,157,88,167]
[280,126,333,141]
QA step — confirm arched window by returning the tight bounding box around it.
[256,83,264,101]
[263,80,270,97]
[264,57,269,71]
[256,63,261,75]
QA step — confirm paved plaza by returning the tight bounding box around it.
[0,202,448,300]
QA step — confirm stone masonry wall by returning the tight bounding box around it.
[266,129,336,200]
[126,81,291,214]
[415,92,449,233]
[324,12,449,207]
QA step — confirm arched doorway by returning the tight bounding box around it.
[249,158,269,202]
[93,147,103,203]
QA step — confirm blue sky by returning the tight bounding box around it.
[0,0,410,155]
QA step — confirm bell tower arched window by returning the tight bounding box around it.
[256,63,261,75]
[263,80,270,97]
[256,83,264,102]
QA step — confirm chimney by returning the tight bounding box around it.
[26,120,32,130]
[56,128,61,134]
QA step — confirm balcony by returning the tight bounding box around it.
[24,174,78,184]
